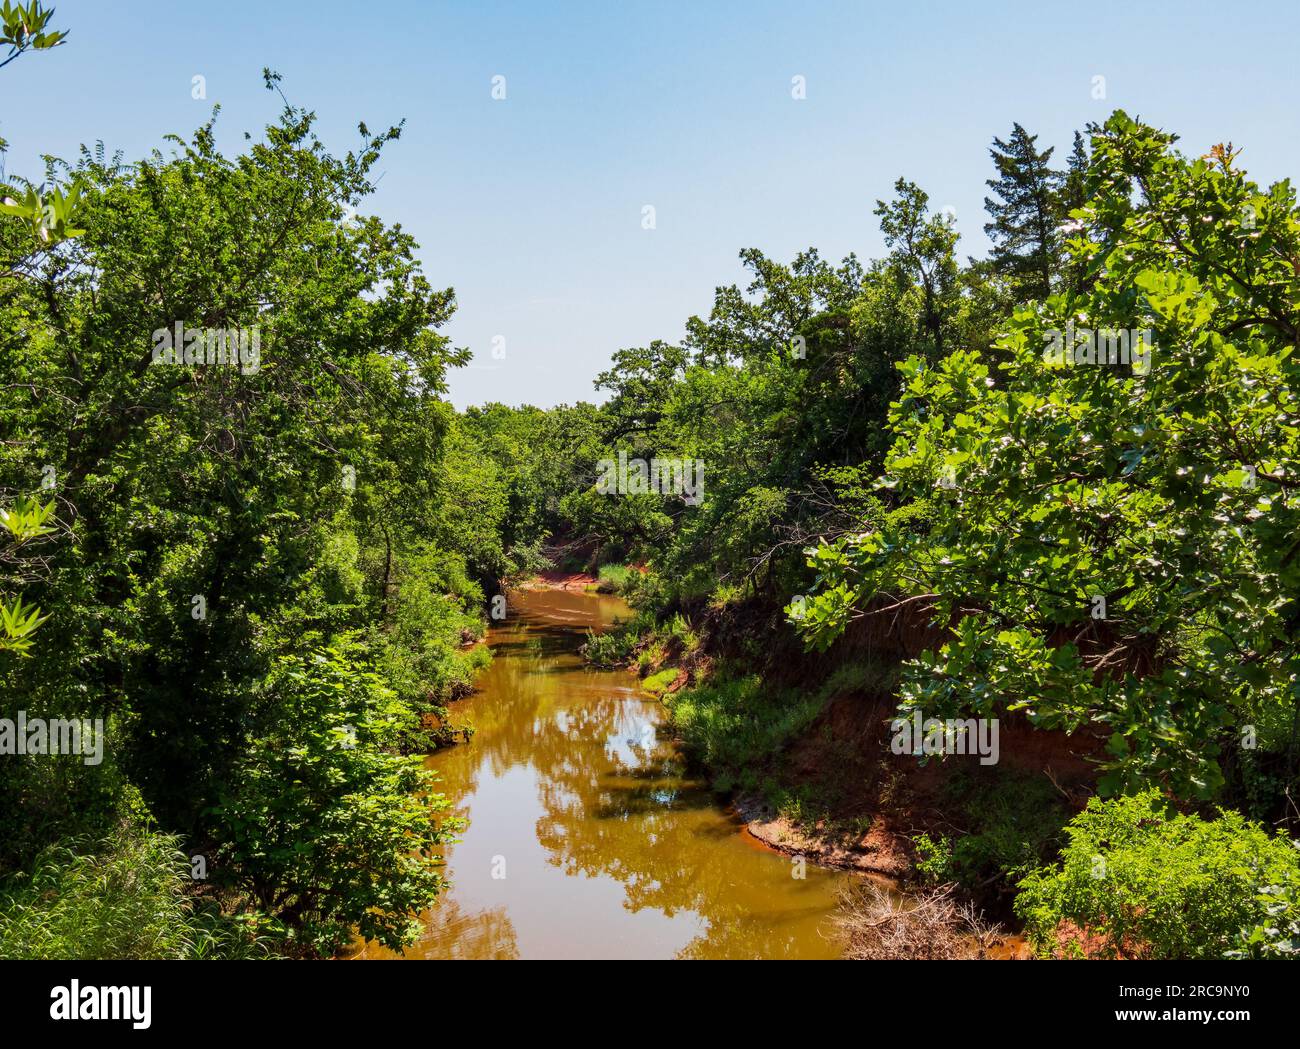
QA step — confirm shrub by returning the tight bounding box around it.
[836,880,1002,960]
[207,639,457,956]
[911,832,956,887]
[1015,790,1300,959]
[0,828,262,959]
[581,626,638,667]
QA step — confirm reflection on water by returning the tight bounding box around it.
[350,587,850,960]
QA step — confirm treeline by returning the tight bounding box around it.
[5,0,1300,960]
[471,115,1300,958]
[0,15,514,956]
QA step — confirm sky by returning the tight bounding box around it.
[3,0,1298,408]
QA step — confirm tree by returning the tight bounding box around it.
[0,1,69,658]
[795,111,1300,801]
[208,640,456,955]
[983,123,1061,299]
[875,179,958,358]
[1,82,475,952]
[1058,129,1093,295]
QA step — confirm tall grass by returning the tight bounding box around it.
[0,829,266,959]
[664,675,826,789]
[595,563,637,593]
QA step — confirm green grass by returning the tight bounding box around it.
[0,829,268,959]
[664,674,827,791]
[642,668,679,695]
[595,563,637,593]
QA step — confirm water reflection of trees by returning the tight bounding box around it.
[524,683,840,955]
[425,598,846,960]
[397,896,520,960]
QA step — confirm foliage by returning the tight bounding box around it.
[580,624,640,668]
[664,674,829,791]
[207,640,457,956]
[1,55,481,957]
[0,827,264,959]
[937,770,1069,890]
[911,832,955,887]
[795,111,1300,801]
[0,496,54,654]
[1015,790,1300,959]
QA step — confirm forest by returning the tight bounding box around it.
[3,2,1300,962]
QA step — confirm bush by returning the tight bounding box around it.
[911,832,955,887]
[835,880,1002,960]
[1015,790,1300,959]
[581,626,639,667]
[0,828,261,959]
[207,639,458,956]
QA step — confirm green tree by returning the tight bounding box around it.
[208,641,456,956]
[795,111,1300,801]
[1058,129,1092,294]
[983,123,1061,299]
[1,78,476,954]
[875,179,958,358]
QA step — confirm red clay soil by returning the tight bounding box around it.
[738,689,1105,884]
[516,570,600,591]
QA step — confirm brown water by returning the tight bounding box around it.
[350,586,852,960]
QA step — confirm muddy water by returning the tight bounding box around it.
[351,587,851,960]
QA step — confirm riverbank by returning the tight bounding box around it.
[547,575,1106,956]
[355,584,856,959]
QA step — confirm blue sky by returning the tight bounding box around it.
[4,1,1298,407]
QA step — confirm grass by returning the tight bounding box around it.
[663,674,827,792]
[642,668,679,695]
[661,658,901,796]
[0,828,268,959]
[594,563,637,593]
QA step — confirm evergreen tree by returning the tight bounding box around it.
[1060,129,1089,216]
[1058,130,1093,294]
[983,123,1061,299]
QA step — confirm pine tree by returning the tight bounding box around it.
[983,123,1061,299]
[1060,130,1089,216]
[1058,130,1092,294]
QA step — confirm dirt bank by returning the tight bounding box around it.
[514,570,600,592]
[733,689,1103,884]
